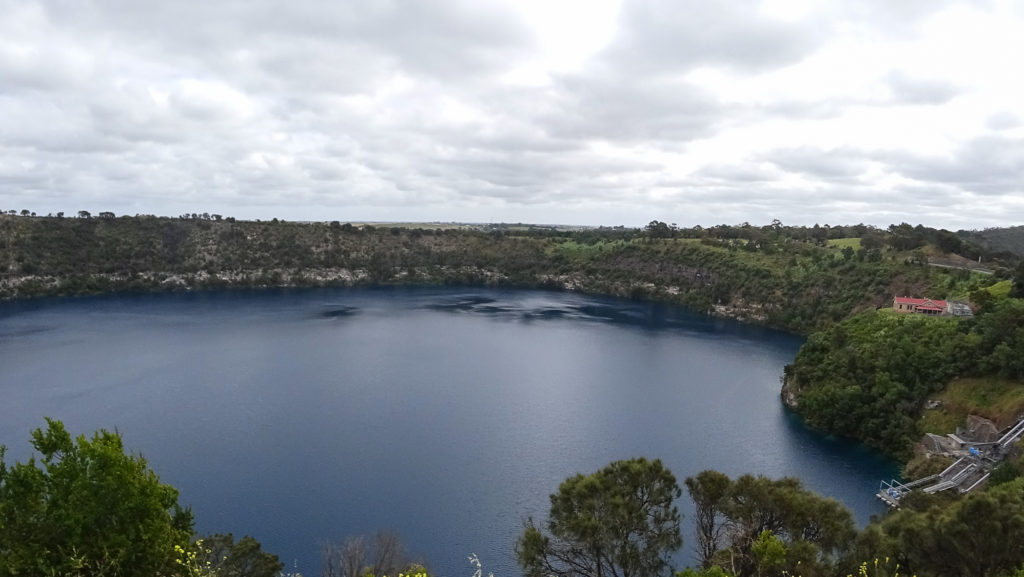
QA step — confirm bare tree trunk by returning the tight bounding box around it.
[321,535,366,577]
[342,536,367,577]
[320,541,339,577]
[371,532,405,577]
[321,533,408,577]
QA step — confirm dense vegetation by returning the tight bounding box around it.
[517,458,682,577]
[682,470,855,577]
[784,297,1024,457]
[852,476,1024,577]
[0,419,281,577]
[519,459,1024,577]
[1,213,1014,334]
[958,225,1024,260]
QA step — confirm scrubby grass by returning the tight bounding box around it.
[919,377,1024,434]
[547,239,635,259]
[827,237,862,250]
[919,406,966,435]
[987,279,1014,298]
[355,222,477,230]
[875,307,901,318]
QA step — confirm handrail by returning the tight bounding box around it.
[938,457,964,477]
[998,419,1024,448]
[961,473,990,493]
[899,474,939,489]
[875,415,1024,503]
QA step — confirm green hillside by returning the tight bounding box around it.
[959,225,1024,259]
[0,215,1008,334]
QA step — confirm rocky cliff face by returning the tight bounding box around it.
[780,372,800,409]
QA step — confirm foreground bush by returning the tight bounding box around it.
[0,419,193,576]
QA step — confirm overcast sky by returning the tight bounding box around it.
[2,1,1023,229]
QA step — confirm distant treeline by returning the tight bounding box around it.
[959,224,1024,261]
[0,213,1017,334]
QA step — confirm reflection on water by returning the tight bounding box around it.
[317,305,359,319]
[0,288,896,576]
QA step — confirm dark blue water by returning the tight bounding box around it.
[0,288,896,576]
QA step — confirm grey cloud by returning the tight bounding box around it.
[837,1,962,36]
[0,46,91,94]
[87,93,191,146]
[879,182,1000,225]
[694,163,778,184]
[0,152,58,191]
[591,0,958,79]
[986,111,1022,131]
[755,138,1024,208]
[379,139,662,206]
[601,0,825,74]
[884,70,961,105]
[760,100,846,120]
[755,70,961,121]
[455,129,582,155]
[762,147,871,182]
[53,0,532,85]
[883,136,1024,195]
[0,5,95,94]
[241,42,396,97]
[542,73,724,143]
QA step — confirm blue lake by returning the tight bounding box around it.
[0,288,896,576]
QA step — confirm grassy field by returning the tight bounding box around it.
[919,376,1024,434]
[986,279,1014,298]
[827,237,863,250]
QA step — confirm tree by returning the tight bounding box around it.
[685,470,732,568]
[860,232,884,251]
[750,531,786,577]
[321,532,418,577]
[674,566,731,577]
[517,457,683,577]
[858,478,1024,577]
[711,474,855,577]
[0,419,193,576]
[201,533,283,577]
[1011,261,1024,298]
[645,221,674,239]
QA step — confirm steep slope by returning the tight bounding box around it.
[0,214,991,333]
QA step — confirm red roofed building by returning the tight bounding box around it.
[893,296,949,316]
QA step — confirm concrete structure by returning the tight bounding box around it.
[947,300,975,317]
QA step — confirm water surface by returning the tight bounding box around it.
[0,288,895,576]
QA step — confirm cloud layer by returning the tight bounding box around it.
[2,0,1022,229]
